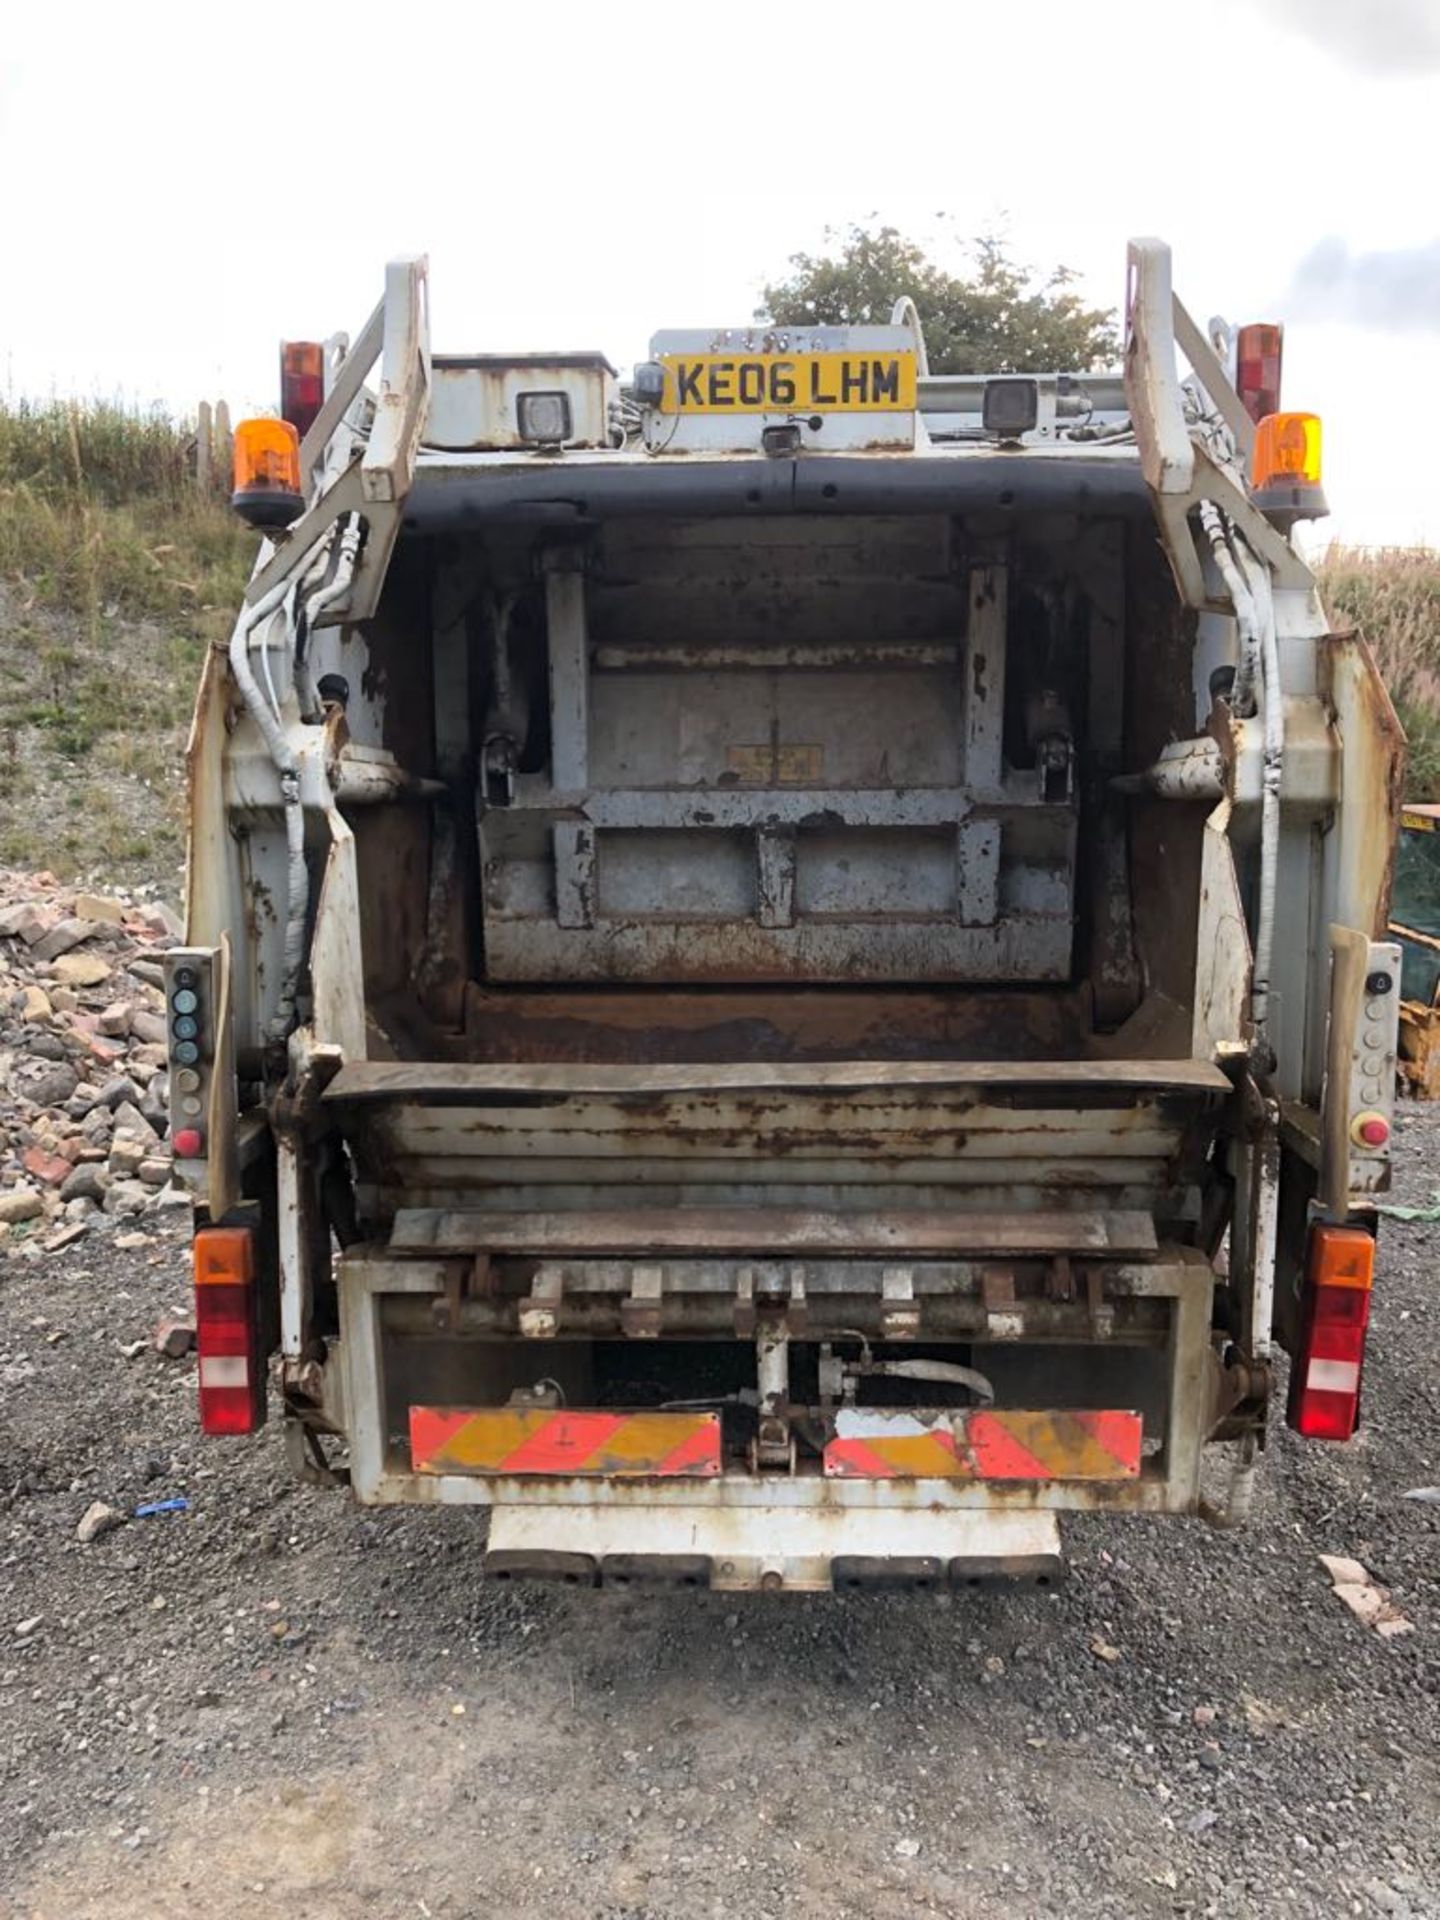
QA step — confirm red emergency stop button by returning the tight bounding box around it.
[1350,1111,1390,1150]
[173,1128,205,1158]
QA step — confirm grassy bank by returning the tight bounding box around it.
[0,401,255,882]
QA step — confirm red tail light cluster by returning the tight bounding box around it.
[1236,322,1283,425]
[281,341,325,440]
[194,1227,263,1435]
[1287,1224,1374,1442]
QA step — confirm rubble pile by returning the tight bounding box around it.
[0,870,188,1258]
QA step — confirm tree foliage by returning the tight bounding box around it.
[759,227,1119,376]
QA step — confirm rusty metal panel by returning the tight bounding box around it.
[1321,633,1407,954]
[1192,798,1251,1057]
[477,903,1075,985]
[823,1408,1143,1481]
[338,1247,1219,1517]
[427,354,617,452]
[325,1058,1225,1197]
[362,1102,1186,1167]
[410,1407,721,1477]
[327,1058,1231,1100]
[309,811,367,1060]
[328,1060,1226,1201]
[454,983,1094,1066]
[386,1205,1159,1259]
[473,515,1092,985]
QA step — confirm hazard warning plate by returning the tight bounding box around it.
[824,1408,1142,1481]
[410,1406,722,1478]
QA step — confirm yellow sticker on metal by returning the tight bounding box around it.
[726,743,824,785]
[661,352,917,415]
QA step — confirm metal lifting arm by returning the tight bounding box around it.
[244,255,431,625]
[1123,238,1310,609]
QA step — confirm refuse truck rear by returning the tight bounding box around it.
[168,242,1403,1590]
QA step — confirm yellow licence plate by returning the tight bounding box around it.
[661,350,917,415]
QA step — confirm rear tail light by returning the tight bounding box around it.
[194,1227,264,1435]
[231,417,304,530]
[1287,1224,1375,1441]
[1235,322,1283,424]
[281,340,325,440]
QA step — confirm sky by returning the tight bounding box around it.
[3,0,1438,547]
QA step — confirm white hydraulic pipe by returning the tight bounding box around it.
[294,515,363,720]
[228,574,298,767]
[227,538,327,1042]
[304,512,363,632]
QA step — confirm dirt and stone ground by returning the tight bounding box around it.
[2,1116,1438,1918]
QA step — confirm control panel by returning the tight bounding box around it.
[164,947,215,1189]
[1347,940,1401,1191]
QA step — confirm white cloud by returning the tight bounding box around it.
[1288,237,1440,332]
[1246,0,1440,74]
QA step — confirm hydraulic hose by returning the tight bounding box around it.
[1199,500,1260,717]
[1236,541,1284,1053]
[299,513,364,717]
[226,539,326,1042]
[1197,503,1284,1055]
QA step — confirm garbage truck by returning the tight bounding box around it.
[168,242,1403,1590]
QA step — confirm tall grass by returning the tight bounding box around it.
[0,397,199,506]
[1316,545,1440,797]
[0,398,254,637]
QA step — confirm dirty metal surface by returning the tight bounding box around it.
[327,1059,1226,1213]
[475,909,1076,987]
[325,1061,1225,1174]
[379,1285,1173,1342]
[453,984,1097,1066]
[337,1095,1212,1183]
[326,1058,1231,1101]
[1314,634,1406,1094]
[340,1247,1215,1514]
[386,1205,1159,1259]
[482,1502,1064,1593]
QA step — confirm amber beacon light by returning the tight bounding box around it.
[1250,410,1327,524]
[231,417,305,529]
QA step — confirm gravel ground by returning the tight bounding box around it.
[2,1118,1438,1920]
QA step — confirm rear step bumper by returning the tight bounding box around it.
[484,1504,1062,1593]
